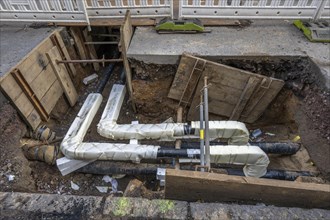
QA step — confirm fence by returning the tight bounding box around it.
[0,0,329,26]
[179,0,330,20]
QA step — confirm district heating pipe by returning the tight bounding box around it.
[97,84,250,144]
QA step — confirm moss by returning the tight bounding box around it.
[157,200,175,214]
[113,197,131,217]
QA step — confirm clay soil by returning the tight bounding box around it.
[0,57,329,199]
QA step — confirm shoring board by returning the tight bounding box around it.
[165,169,330,209]
[0,29,70,130]
[120,11,136,111]
[170,54,285,123]
[46,46,78,107]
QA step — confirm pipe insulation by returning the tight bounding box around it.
[60,93,160,162]
[97,84,249,144]
[60,84,268,177]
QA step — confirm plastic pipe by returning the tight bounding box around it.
[95,51,119,94]
[78,161,315,181]
[97,84,250,144]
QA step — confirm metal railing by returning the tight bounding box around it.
[179,0,330,20]
[0,0,88,23]
[0,0,329,26]
[86,0,172,19]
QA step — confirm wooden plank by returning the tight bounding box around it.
[165,169,330,209]
[179,59,205,106]
[10,68,49,121]
[70,27,88,63]
[40,80,63,113]
[52,31,77,77]
[120,10,136,112]
[82,28,100,71]
[230,76,260,120]
[182,54,284,122]
[46,46,78,107]
[240,78,285,123]
[0,75,22,101]
[168,55,198,101]
[30,64,57,100]
[26,109,42,130]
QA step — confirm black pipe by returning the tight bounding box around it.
[157,149,200,158]
[226,168,315,181]
[253,142,300,155]
[78,161,164,175]
[179,141,300,155]
[117,69,126,84]
[95,51,120,94]
[77,161,316,181]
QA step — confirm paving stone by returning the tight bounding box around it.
[190,202,330,220]
[0,192,103,220]
[103,196,188,219]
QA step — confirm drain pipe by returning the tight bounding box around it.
[97,84,250,144]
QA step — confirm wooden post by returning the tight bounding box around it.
[120,10,136,112]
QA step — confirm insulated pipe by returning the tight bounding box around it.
[97,84,250,144]
[179,142,300,155]
[60,87,268,177]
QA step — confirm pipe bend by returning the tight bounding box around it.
[97,84,250,144]
[210,145,270,178]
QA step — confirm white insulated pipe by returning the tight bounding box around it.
[60,93,160,162]
[60,85,269,178]
[97,84,250,145]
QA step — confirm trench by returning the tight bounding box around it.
[0,26,329,204]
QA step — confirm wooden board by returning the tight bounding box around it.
[46,46,78,107]
[169,54,284,123]
[53,31,77,76]
[0,30,69,130]
[120,11,136,111]
[82,28,100,71]
[165,169,330,209]
[70,27,88,64]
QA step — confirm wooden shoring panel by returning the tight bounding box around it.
[46,46,78,107]
[120,10,136,111]
[0,30,70,130]
[165,169,330,209]
[169,54,285,123]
